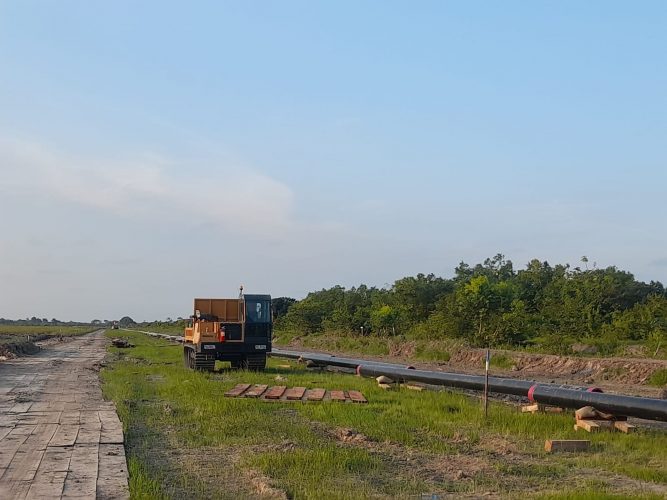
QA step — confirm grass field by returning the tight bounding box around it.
[0,326,98,356]
[101,330,667,499]
[0,325,97,337]
[273,330,457,363]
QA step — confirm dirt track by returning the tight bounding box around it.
[0,330,129,499]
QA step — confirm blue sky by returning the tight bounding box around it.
[1,1,666,321]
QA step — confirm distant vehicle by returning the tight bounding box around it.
[183,292,272,371]
[111,321,119,330]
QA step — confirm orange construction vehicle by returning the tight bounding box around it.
[183,292,272,371]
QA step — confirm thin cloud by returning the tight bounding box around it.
[0,138,295,239]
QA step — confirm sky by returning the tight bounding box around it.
[1,1,666,321]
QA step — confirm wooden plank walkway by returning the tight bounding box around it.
[224,385,367,403]
[0,330,129,499]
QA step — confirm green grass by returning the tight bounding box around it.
[0,325,96,337]
[539,491,665,500]
[299,332,391,356]
[275,330,453,363]
[101,330,667,499]
[129,324,186,335]
[490,354,515,370]
[413,343,451,362]
[648,368,667,387]
[0,326,98,355]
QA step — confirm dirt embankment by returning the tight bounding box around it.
[288,338,667,396]
[0,334,70,361]
[0,336,44,360]
[448,348,666,386]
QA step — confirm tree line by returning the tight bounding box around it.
[273,255,667,353]
[0,317,94,327]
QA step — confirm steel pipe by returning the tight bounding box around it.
[271,349,414,370]
[271,348,667,421]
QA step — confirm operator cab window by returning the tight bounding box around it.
[246,300,271,323]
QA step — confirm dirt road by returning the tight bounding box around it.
[0,330,129,499]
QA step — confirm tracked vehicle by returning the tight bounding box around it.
[183,292,272,371]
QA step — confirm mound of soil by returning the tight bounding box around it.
[0,336,45,360]
[449,349,667,385]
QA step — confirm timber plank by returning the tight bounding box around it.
[306,389,326,401]
[545,440,590,452]
[9,403,32,414]
[68,443,99,479]
[26,470,67,499]
[264,386,287,400]
[99,411,124,445]
[36,447,72,473]
[80,410,101,425]
[60,411,81,424]
[76,422,102,445]
[0,479,31,500]
[330,390,347,402]
[614,421,636,434]
[0,430,30,469]
[49,425,79,447]
[0,426,13,441]
[1,446,45,482]
[225,384,251,397]
[285,387,307,400]
[100,424,124,445]
[24,423,59,451]
[97,444,130,500]
[575,420,600,432]
[62,472,97,499]
[347,391,368,404]
[244,385,269,398]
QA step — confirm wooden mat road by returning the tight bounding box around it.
[0,330,129,499]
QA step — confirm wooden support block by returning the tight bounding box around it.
[401,384,424,392]
[544,406,565,414]
[614,421,636,434]
[575,419,615,432]
[306,389,326,401]
[330,390,346,402]
[523,404,564,414]
[522,404,541,413]
[347,391,367,404]
[264,386,287,400]
[225,384,251,397]
[244,385,268,398]
[545,440,590,452]
[285,387,307,400]
[575,420,600,432]
[593,419,615,430]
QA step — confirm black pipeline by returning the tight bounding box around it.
[271,348,667,422]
